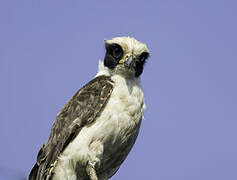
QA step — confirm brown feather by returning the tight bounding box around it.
[29,75,114,180]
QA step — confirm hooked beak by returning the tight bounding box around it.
[124,55,133,68]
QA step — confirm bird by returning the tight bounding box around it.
[29,36,150,180]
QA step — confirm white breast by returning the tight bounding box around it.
[53,74,145,180]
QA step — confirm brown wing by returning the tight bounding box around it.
[29,75,114,180]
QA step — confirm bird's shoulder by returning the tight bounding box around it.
[49,75,114,143]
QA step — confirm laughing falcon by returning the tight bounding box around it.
[29,37,150,180]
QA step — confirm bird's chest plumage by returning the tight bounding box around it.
[100,75,145,144]
[93,75,145,177]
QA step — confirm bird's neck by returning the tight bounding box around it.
[95,60,139,81]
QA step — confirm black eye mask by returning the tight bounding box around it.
[104,43,124,69]
[134,52,149,77]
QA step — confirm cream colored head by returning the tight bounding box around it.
[106,37,149,59]
[104,36,150,77]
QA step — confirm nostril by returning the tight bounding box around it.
[125,56,133,68]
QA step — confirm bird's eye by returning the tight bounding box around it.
[105,43,123,60]
[112,45,123,59]
[139,52,149,63]
[140,56,146,62]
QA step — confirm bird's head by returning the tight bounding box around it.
[104,37,150,78]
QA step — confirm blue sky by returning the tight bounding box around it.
[0,0,237,179]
